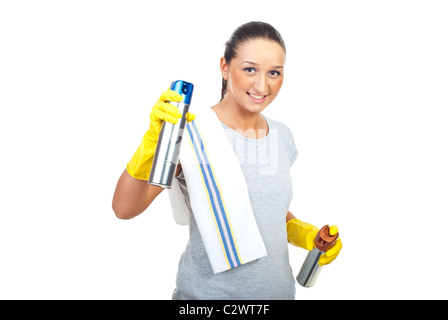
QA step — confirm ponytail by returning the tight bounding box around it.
[221,78,228,101]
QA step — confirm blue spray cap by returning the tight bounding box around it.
[170,80,194,105]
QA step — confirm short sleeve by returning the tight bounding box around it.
[266,117,298,167]
[289,129,298,167]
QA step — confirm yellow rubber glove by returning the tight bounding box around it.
[319,226,343,266]
[126,89,195,180]
[287,219,342,266]
[287,219,319,251]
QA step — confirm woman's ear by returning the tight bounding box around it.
[220,56,229,80]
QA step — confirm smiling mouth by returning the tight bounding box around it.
[247,92,267,101]
[246,92,267,103]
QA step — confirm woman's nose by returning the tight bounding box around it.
[253,75,268,94]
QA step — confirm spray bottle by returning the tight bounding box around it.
[148,80,194,188]
[297,225,339,287]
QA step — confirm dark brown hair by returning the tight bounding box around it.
[221,21,286,101]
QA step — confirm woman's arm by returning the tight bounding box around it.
[112,164,182,220]
[112,169,163,219]
[112,89,191,220]
[286,211,296,223]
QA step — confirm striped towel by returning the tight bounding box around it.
[168,107,267,274]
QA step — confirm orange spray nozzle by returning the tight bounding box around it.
[314,225,339,252]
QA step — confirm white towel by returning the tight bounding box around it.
[168,107,267,274]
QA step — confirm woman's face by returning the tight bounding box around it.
[221,38,286,114]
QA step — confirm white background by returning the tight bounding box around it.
[1,0,447,299]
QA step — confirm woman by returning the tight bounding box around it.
[112,21,342,299]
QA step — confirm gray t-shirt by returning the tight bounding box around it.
[172,115,298,300]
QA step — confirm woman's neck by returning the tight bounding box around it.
[212,95,268,139]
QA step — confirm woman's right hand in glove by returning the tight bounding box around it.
[126,89,195,180]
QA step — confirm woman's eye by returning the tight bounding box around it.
[243,67,256,73]
[269,70,281,76]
